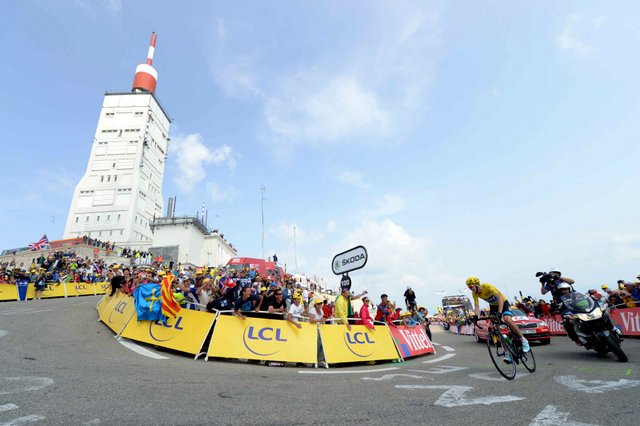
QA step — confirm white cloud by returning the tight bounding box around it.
[315,219,457,307]
[209,5,440,150]
[169,133,236,193]
[206,182,236,202]
[326,220,337,234]
[265,74,390,143]
[556,14,600,54]
[74,0,122,19]
[368,193,407,217]
[335,170,370,190]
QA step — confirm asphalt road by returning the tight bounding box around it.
[1,296,639,425]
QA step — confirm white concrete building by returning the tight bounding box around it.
[149,216,237,267]
[63,33,170,250]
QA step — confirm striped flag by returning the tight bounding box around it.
[29,234,50,251]
[161,275,181,318]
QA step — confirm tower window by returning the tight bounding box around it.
[114,175,117,181]
[96,215,100,222]
[106,214,110,221]
[107,176,111,182]
[75,216,79,224]
[100,176,104,182]
[85,216,89,222]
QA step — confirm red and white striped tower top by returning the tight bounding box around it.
[132,32,158,94]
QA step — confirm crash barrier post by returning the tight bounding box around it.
[318,320,400,365]
[121,308,217,358]
[388,324,436,359]
[206,313,318,365]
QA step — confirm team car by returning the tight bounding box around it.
[474,308,551,345]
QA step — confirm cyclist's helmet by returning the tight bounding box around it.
[465,276,480,287]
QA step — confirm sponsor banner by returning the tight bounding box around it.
[99,292,135,335]
[610,307,640,336]
[65,282,97,297]
[541,315,567,335]
[0,283,18,301]
[96,293,115,315]
[121,309,215,355]
[390,325,435,358]
[95,282,110,295]
[207,315,317,364]
[319,324,399,364]
[40,283,67,299]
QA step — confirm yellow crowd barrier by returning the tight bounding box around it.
[0,283,18,301]
[95,282,110,295]
[97,292,135,336]
[121,308,216,356]
[66,282,97,297]
[319,324,400,364]
[207,315,318,364]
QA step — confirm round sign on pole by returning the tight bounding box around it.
[340,274,352,291]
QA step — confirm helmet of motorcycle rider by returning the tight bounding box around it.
[557,283,571,293]
[548,268,561,274]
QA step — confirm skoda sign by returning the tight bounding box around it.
[332,245,368,275]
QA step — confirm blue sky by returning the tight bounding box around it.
[2,1,639,312]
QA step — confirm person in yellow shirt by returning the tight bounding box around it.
[466,276,530,357]
[334,287,368,330]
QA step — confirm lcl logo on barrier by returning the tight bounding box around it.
[343,331,375,357]
[108,301,128,323]
[242,325,288,357]
[149,317,184,342]
[75,284,88,291]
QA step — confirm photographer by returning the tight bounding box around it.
[537,268,575,303]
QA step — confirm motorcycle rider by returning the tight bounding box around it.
[556,283,583,345]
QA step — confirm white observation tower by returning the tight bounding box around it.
[63,33,171,250]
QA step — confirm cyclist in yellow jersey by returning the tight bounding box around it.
[466,277,530,359]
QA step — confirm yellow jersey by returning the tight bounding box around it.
[472,283,506,306]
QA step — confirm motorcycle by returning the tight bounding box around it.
[559,292,628,362]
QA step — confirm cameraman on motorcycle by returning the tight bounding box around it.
[537,269,582,345]
[537,268,575,303]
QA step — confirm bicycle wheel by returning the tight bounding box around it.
[486,330,516,380]
[520,346,536,372]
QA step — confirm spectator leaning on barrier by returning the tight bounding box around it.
[287,292,305,329]
[375,294,391,323]
[357,296,375,330]
[264,288,287,318]
[404,286,417,310]
[233,286,263,320]
[309,298,329,367]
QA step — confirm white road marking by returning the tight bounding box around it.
[116,338,168,360]
[0,330,8,338]
[469,371,530,381]
[554,376,640,394]
[0,404,18,412]
[0,415,46,425]
[408,365,468,375]
[422,353,456,363]
[441,346,455,352]
[299,367,400,375]
[395,385,525,407]
[361,373,427,381]
[1,310,52,316]
[431,342,441,346]
[530,405,598,426]
[0,377,54,395]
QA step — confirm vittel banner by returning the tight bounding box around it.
[610,308,640,336]
[390,325,435,358]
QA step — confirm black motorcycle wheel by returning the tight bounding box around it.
[605,334,628,362]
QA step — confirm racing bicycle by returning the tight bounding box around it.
[474,314,536,380]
